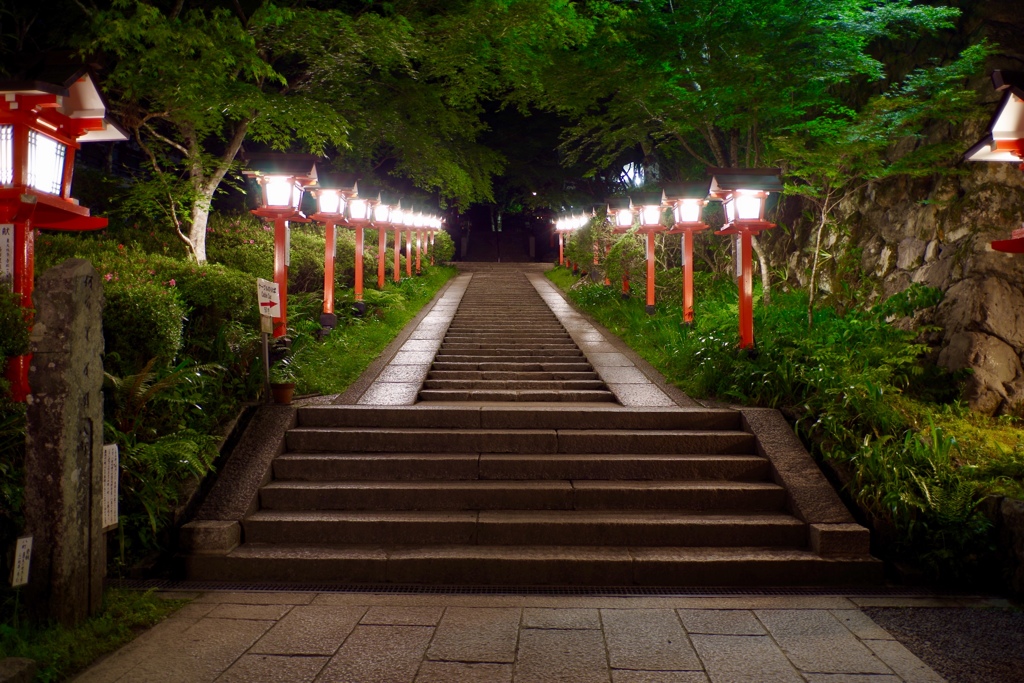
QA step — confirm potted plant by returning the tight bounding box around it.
[269,356,298,404]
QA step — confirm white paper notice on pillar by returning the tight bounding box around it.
[102,444,119,531]
[0,223,13,284]
[285,221,291,267]
[10,536,31,587]
[332,225,337,258]
[679,236,686,267]
[735,236,743,278]
[257,278,281,318]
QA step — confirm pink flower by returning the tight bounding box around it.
[168,279,176,287]
[249,239,255,244]
[104,273,113,281]
[117,244,125,251]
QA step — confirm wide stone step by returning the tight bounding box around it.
[422,380,608,391]
[417,389,617,403]
[431,362,592,372]
[258,480,786,511]
[296,406,743,430]
[433,354,585,364]
[440,342,577,350]
[286,428,756,454]
[434,348,584,357]
[186,544,884,586]
[426,371,601,381]
[272,452,770,482]
[242,510,806,547]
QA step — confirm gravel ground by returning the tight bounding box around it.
[864,607,1024,683]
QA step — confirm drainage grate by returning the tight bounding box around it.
[110,579,943,598]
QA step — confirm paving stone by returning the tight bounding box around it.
[427,607,521,663]
[802,675,902,682]
[677,609,765,635]
[611,672,708,683]
[597,366,650,384]
[194,591,315,605]
[250,605,365,656]
[391,351,437,365]
[601,609,701,671]
[114,617,275,683]
[522,608,600,630]
[205,603,293,621]
[608,384,676,407]
[72,613,206,683]
[588,353,634,367]
[318,625,433,683]
[861,639,945,682]
[829,610,895,641]
[214,654,328,682]
[755,610,891,675]
[514,628,610,683]
[167,602,217,620]
[415,661,513,683]
[376,365,431,383]
[358,382,421,405]
[361,606,445,626]
[690,634,804,683]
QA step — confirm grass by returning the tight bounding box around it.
[0,589,187,682]
[291,265,457,396]
[547,265,1024,583]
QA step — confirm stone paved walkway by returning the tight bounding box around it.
[70,590,981,682]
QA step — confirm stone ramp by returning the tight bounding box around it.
[419,269,616,403]
[181,264,881,586]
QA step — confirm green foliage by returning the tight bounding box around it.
[295,266,457,396]
[0,291,29,364]
[102,283,187,377]
[0,589,185,682]
[432,230,456,263]
[548,268,1006,582]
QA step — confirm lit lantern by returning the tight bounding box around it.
[243,154,319,339]
[964,70,1024,253]
[374,193,398,288]
[390,204,405,283]
[606,197,635,297]
[664,181,712,325]
[709,168,783,349]
[345,187,379,315]
[632,192,667,315]
[0,68,128,401]
[309,173,357,330]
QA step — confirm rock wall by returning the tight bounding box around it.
[776,0,1024,416]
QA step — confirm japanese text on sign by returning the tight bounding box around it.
[257,278,281,317]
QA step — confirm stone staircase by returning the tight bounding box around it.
[184,405,881,585]
[419,270,615,403]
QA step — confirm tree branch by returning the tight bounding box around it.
[672,132,714,167]
[141,121,189,156]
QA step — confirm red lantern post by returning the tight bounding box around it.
[243,156,318,338]
[345,190,378,315]
[632,192,667,315]
[0,70,127,400]
[665,182,712,324]
[309,174,357,331]
[965,70,1024,253]
[375,194,397,289]
[710,168,782,349]
[607,198,634,298]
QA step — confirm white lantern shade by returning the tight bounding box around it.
[264,175,302,210]
[27,130,67,195]
[317,189,344,216]
[374,202,391,223]
[725,190,765,222]
[673,199,703,224]
[347,197,371,222]
[616,208,633,228]
[391,207,404,225]
[0,125,13,186]
[640,204,661,228]
[402,210,416,227]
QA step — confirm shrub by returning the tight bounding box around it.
[103,282,186,377]
[433,230,456,263]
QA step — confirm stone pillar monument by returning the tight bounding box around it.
[23,258,105,626]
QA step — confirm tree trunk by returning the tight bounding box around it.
[189,200,212,263]
[751,234,771,306]
[807,208,829,328]
[185,119,250,263]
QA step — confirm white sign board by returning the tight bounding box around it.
[10,536,31,587]
[102,444,119,530]
[735,236,743,279]
[0,224,13,283]
[257,278,281,317]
